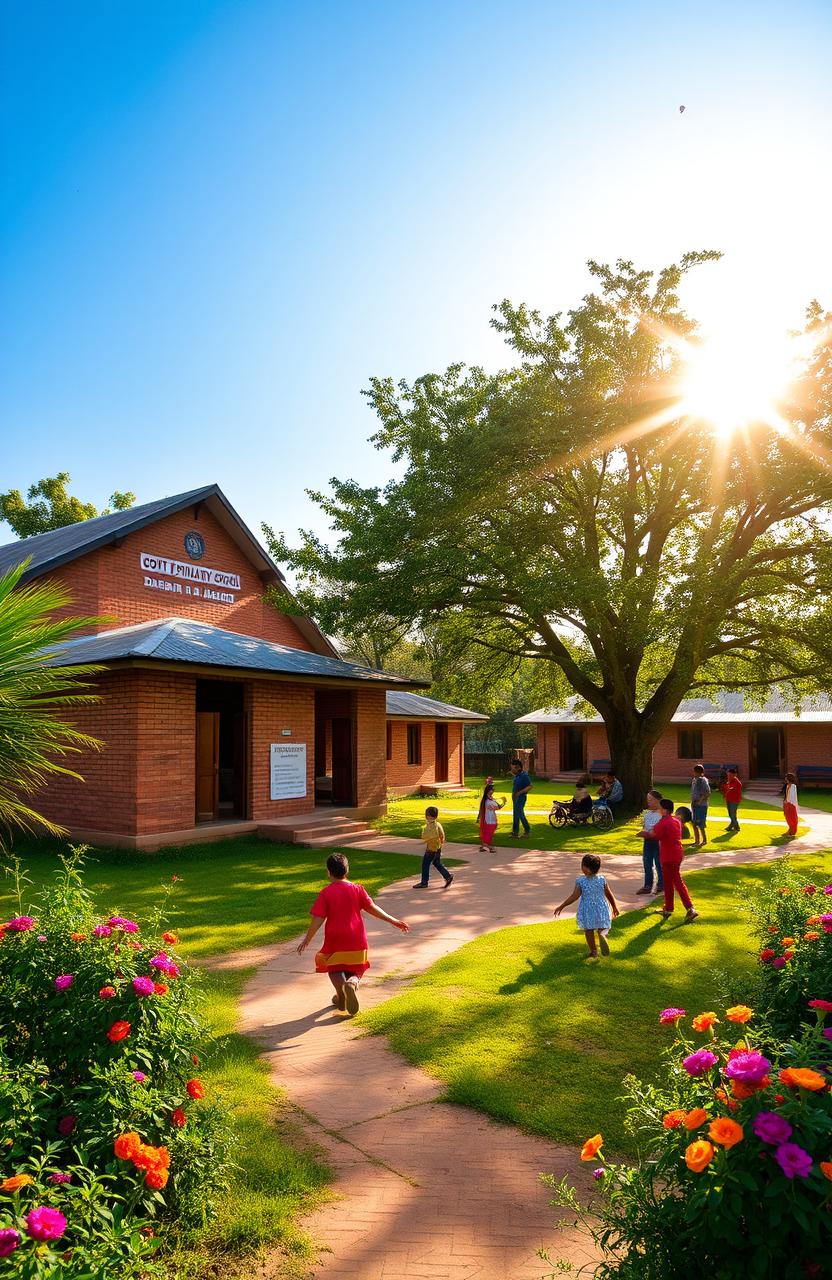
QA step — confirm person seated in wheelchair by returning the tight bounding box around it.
[596,772,623,811]
[566,775,594,821]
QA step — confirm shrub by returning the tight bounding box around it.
[0,849,234,1278]
[547,1005,832,1279]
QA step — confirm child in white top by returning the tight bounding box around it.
[783,771,799,837]
[478,783,506,852]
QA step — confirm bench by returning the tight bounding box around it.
[796,765,832,788]
[702,762,740,783]
[588,758,611,779]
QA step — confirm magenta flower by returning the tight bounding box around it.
[5,916,35,932]
[25,1206,67,1241]
[823,1028,832,1042]
[821,914,832,933]
[774,1142,813,1179]
[0,1229,21,1258]
[107,916,139,934]
[683,1049,718,1077]
[752,1111,793,1145]
[592,1167,605,1180]
[57,1114,76,1136]
[809,999,832,1012]
[132,1071,147,1083]
[724,1051,771,1084]
[659,1007,686,1024]
[93,924,112,938]
[772,956,787,968]
[48,1173,72,1185]
[149,951,179,977]
[54,974,74,992]
[131,976,155,997]
[823,885,832,895]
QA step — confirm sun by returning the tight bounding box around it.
[677,327,798,437]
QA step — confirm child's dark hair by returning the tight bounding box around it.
[581,853,601,874]
[647,788,663,802]
[660,798,675,814]
[784,771,797,784]
[478,784,494,817]
[326,853,349,879]
[425,805,439,818]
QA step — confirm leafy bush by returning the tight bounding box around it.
[0,849,235,1278]
[547,1006,832,1279]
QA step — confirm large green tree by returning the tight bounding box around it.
[0,473,135,538]
[269,254,832,805]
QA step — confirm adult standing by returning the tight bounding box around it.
[722,767,743,833]
[783,771,799,837]
[510,759,533,838]
[690,765,711,847]
[653,798,699,922]
[636,789,664,896]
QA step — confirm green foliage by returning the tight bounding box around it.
[0,563,105,837]
[270,254,832,801]
[0,474,135,538]
[0,849,235,1278]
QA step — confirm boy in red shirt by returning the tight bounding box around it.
[721,768,743,833]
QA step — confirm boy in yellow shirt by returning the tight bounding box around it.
[412,806,454,890]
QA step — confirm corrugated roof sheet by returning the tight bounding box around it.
[43,617,415,686]
[385,690,488,721]
[517,690,832,725]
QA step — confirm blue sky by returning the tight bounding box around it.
[2,0,831,548]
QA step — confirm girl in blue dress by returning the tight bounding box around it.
[553,853,620,960]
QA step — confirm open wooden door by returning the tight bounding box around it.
[195,711,220,822]
[434,723,449,782]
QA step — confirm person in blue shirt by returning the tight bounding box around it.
[510,759,533,837]
[597,772,623,810]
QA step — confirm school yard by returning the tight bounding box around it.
[8,798,832,1279]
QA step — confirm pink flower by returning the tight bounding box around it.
[25,1206,67,1241]
[772,956,787,969]
[98,985,116,999]
[131,976,155,997]
[0,1229,21,1258]
[48,1173,72,1185]
[132,1071,147,1083]
[592,1167,605,1180]
[821,914,832,933]
[54,974,74,992]
[803,884,817,895]
[823,1028,832,1041]
[809,999,832,1012]
[37,935,47,942]
[682,1049,718,1077]
[823,885,832,895]
[107,916,139,934]
[57,1114,76,1136]
[659,1007,686,1024]
[5,916,35,932]
[725,1051,771,1085]
[774,1142,813,1179]
[752,1112,793,1145]
[93,924,112,938]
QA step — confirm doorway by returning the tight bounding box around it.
[750,727,784,779]
[314,691,356,806]
[195,681,248,822]
[560,726,586,772]
[434,723,449,782]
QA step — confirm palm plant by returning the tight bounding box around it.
[0,560,104,838]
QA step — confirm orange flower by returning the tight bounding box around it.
[725,1005,753,1024]
[107,1020,131,1043]
[153,982,168,995]
[145,1167,169,1190]
[692,1012,718,1032]
[186,1078,204,1100]
[779,1067,827,1092]
[820,1162,832,1182]
[768,925,779,934]
[114,1131,142,1161]
[709,1117,744,1148]
[804,931,821,941]
[685,1140,714,1173]
[162,932,178,945]
[731,1076,770,1100]
[133,1143,170,1173]
[580,1134,604,1161]
[71,932,86,942]
[683,1108,709,1130]
[0,1174,34,1192]
[808,915,822,925]
[780,937,795,946]
[662,1109,686,1129]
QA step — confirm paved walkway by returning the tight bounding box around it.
[214,807,832,1280]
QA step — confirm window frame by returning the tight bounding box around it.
[386,722,393,761]
[677,728,703,760]
[407,722,422,766]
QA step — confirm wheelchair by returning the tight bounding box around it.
[548,798,615,831]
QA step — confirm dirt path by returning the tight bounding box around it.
[218,815,832,1280]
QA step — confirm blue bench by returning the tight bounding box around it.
[702,761,741,783]
[796,765,832,788]
[589,758,611,778]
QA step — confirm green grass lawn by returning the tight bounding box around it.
[360,851,832,1160]
[3,837,423,1278]
[377,776,798,853]
[409,775,784,815]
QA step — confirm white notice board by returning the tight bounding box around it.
[269,743,307,801]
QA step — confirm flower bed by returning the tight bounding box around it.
[0,850,233,1277]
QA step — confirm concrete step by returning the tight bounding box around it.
[301,828,378,848]
[258,817,374,845]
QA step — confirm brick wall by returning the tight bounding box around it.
[356,689,388,807]
[784,724,832,773]
[248,681,316,820]
[134,671,196,834]
[42,506,314,650]
[385,719,464,792]
[653,725,751,782]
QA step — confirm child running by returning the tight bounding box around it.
[413,806,454,889]
[478,783,506,852]
[553,853,620,961]
[297,853,409,1015]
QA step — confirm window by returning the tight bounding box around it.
[678,729,703,760]
[407,723,422,765]
[386,722,393,761]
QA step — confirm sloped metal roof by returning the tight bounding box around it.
[517,690,832,725]
[43,617,419,687]
[385,690,488,721]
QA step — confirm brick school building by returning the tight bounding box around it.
[1,484,485,849]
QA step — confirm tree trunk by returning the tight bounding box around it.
[603,719,660,816]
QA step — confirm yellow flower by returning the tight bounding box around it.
[725,1005,753,1024]
[685,1140,714,1173]
[780,937,795,947]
